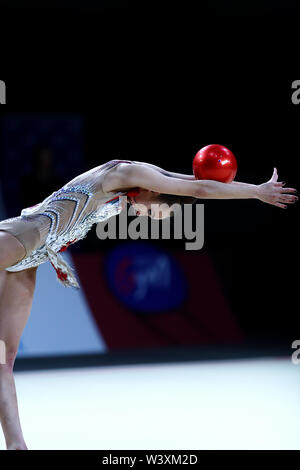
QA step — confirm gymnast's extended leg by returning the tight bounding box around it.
[0,236,38,449]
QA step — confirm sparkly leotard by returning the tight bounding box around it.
[1,160,138,288]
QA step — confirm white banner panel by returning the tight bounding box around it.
[18,252,107,357]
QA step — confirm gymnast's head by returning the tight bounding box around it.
[127,188,197,219]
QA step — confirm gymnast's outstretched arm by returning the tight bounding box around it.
[108,164,298,209]
[134,161,196,180]
[200,168,297,209]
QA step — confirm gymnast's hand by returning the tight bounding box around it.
[257,168,298,209]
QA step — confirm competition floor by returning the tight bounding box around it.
[1,358,299,450]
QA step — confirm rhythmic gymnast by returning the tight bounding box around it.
[0,159,297,449]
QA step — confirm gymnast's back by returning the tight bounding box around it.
[24,159,135,240]
[0,159,135,264]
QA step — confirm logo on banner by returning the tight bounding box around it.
[104,242,187,313]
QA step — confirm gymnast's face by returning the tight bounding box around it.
[129,190,173,220]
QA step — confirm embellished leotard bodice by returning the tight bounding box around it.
[6,159,138,288]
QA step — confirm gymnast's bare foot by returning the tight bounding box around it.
[7,442,28,450]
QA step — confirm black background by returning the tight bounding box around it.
[0,1,299,348]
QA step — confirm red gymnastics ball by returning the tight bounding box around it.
[193,144,238,183]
